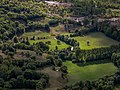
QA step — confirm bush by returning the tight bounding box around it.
[49,19,59,26]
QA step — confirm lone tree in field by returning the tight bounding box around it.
[55,46,58,50]
[87,40,90,46]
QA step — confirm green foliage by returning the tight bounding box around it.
[0,58,50,89]
[112,53,120,68]
[95,21,120,41]
[62,61,120,90]
[56,35,79,47]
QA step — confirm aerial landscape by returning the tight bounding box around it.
[0,0,120,90]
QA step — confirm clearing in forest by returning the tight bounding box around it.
[72,32,120,50]
[21,31,69,50]
[63,61,118,85]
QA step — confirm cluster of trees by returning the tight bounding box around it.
[63,19,82,32]
[14,41,49,52]
[59,0,120,17]
[112,53,120,68]
[70,28,91,37]
[97,0,120,10]
[0,41,49,58]
[30,36,49,41]
[95,21,120,41]
[51,44,120,64]
[12,59,52,70]
[48,19,59,26]
[46,55,63,67]
[56,35,79,47]
[0,1,45,41]
[26,21,50,32]
[14,43,34,50]
[69,0,106,16]
[35,42,49,52]
[0,0,59,41]
[0,44,16,58]
[19,37,30,45]
[0,15,25,41]
[74,45,120,63]
[0,57,50,89]
[46,2,70,17]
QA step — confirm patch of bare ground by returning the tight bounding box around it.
[14,49,47,61]
[39,67,67,90]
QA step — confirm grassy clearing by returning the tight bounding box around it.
[21,32,119,50]
[21,31,50,38]
[63,61,118,85]
[30,38,69,50]
[21,31,69,50]
[72,32,120,50]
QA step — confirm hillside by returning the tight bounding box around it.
[0,0,120,90]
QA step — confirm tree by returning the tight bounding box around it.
[112,31,118,39]
[55,46,58,50]
[75,48,81,59]
[9,67,22,79]
[13,36,18,43]
[26,37,30,45]
[60,66,68,73]
[4,82,12,89]
[57,41,61,45]
[0,78,4,87]
[85,81,92,90]
[16,75,25,88]
[83,18,90,26]
[0,55,3,64]
[44,24,50,32]
[87,40,90,46]
[36,81,44,90]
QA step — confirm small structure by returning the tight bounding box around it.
[71,47,74,51]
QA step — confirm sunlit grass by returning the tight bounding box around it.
[72,32,120,50]
[63,61,118,85]
[30,37,69,50]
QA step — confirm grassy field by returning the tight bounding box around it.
[21,31,69,50]
[72,32,120,49]
[21,32,119,50]
[30,38,69,50]
[63,61,118,85]
[21,31,50,38]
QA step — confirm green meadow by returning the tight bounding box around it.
[21,32,119,50]
[72,32,120,49]
[63,61,118,85]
